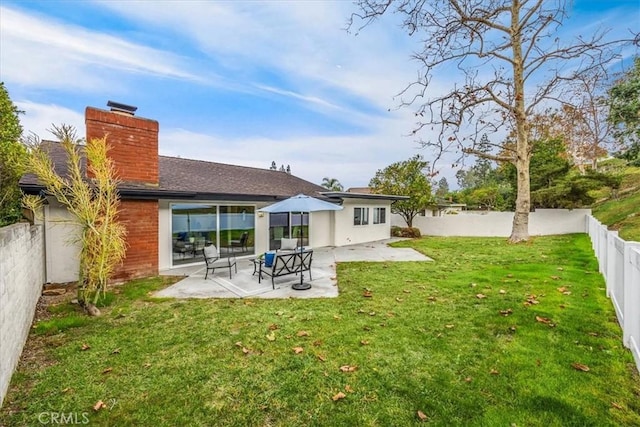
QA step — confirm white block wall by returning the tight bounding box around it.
[394,209,591,237]
[0,223,44,407]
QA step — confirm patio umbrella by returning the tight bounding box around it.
[258,194,343,290]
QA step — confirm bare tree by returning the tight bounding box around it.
[552,69,612,172]
[350,0,635,242]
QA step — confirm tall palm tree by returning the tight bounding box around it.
[321,177,344,191]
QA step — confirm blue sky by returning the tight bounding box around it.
[1,1,638,189]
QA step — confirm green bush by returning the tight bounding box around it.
[391,226,403,237]
[400,227,421,239]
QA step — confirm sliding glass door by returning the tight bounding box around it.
[269,212,308,250]
[171,203,255,266]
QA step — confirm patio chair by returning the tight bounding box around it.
[203,244,237,279]
[230,232,249,252]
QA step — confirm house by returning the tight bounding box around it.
[20,103,406,284]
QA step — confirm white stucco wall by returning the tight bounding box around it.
[333,199,392,246]
[0,223,45,406]
[42,200,81,283]
[158,200,172,271]
[393,209,591,237]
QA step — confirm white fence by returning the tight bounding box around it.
[587,215,640,373]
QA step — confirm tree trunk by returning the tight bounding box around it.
[510,153,531,243]
[508,0,531,243]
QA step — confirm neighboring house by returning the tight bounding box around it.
[20,103,405,284]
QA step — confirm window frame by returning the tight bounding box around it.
[353,207,370,226]
[373,207,386,224]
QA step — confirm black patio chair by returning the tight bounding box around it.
[230,232,249,252]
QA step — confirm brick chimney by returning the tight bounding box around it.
[85,102,159,185]
[85,102,159,281]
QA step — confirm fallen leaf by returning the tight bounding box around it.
[339,365,358,372]
[333,315,341,320]
[268,323,279,330]
[612,402,623,410]
[403,289,411,293]
[363,291,373,298]
[93,400,106,411]
[296,330,309,337]
[313,340,323,346]
[317,354,326,362]
[535,316,551,324]
[417,410,428,421]
[557,267,564,271]
[470,283,477,287]
[396,297,403,302]
[588,332,599,337]
[499,308,513,316]
[102,367,113,374]
[244,301,254,305]
[360,340,370,346]
[428,296,437,301]
[499,289,506,294]
[464,377,472,383]
[143,363,151,368]
[357,309,366,314]
[476,294,487,299]
[266,332,276,341]
[369,312,376,316]
[571,363,590,372]
[293,347,304,354]
[444,324,455,329]
[506,274,513,278]
[81,343,91,351]
[111,348,120,354]
[242,347,250,355]
[61,387,72,393]
[490,369,499,375]
[235,341,243,347]
[332,392,346,401]
[557,286,567,293]
[550,275,561,280]
[345,385,354,393]
[275,311,284,316]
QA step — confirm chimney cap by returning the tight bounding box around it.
[107,100,137,115]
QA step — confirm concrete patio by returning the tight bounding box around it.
[155,238,431,299]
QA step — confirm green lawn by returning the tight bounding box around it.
[2,235,639,426]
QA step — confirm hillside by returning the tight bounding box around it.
[591,163,640,242]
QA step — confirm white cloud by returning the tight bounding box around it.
[15,101,85,140]
[0,6,201,91]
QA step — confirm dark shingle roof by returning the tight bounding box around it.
[20,140,329,202]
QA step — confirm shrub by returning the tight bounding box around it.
[400,227,421,239]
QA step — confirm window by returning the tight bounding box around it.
[171,203,255,266]
[354,207,369,225]
[373,207,386,224]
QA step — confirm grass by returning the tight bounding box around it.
[2,235,639,426]
[591,164,640,242]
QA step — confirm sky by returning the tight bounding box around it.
[1,1,638,190]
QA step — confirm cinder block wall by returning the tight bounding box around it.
[0,223,44,407]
